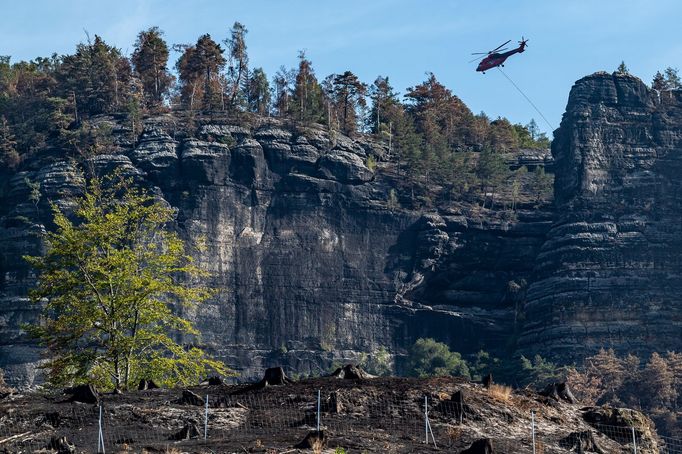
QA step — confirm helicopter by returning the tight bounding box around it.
[471,38,528,73]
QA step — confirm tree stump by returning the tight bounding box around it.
[261,366,292,386]
[482,373,493,389]
[539,382,577,404]
[460,438,494,454]
[65,384,99,404]
[179,389,204,406]
[137,379,160,390]
[46,436,76,454]
[559,430,606,454]
[330,364,371,379]
[169,423,200,440]
[295,430,327,450]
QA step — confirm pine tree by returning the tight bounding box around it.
[664,67,681,89]
[176,35,226,110]
[652,71,666,90]
[272,66,294,117]
[224,22,249,109]
[58,35,132,116]
[131,27,174,108]
[331,70,367,135]
[290,51,325,123]
[616,61,629,74]
[640,353,677,409]
[246,67,271,115]
[367,76,401,135]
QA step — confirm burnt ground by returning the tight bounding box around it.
[0,376,664,453]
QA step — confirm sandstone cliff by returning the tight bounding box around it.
[2,71,681,386]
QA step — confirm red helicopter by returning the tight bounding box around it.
[471,38,528,73]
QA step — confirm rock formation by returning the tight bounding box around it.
[2,72,682,386]
[520,72,682,361]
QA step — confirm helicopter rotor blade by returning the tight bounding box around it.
[491,39,511,53]
[468,55,486,63]
[471,52,488,55]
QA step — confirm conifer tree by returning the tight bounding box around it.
[652,71,666,90]
[272,66,294,117]
[176,35,226,110]
[246,67,271,115]
[224,22,249,109]
[131,27,173,108]
[331,70,367,135]
[664,67,681,89]
[616,61,629,74]
[58,35,132,116]
[291,51,325,123]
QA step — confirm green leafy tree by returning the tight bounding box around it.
[131,27,174,108]
[406,338,470,378]
[24,174,229,391]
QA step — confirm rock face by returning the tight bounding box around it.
[2,72,682,386]
[0,118,550,386]
[520,72,682,360]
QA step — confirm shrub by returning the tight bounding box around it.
[406,338,470,378]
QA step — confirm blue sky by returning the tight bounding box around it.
[3,0,680,135]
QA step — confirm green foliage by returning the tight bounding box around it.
[529,166,553,202]
[131,27,174,108]
[0,116,20,169]
[176,34,226,110]
[291,51,326,123]
[406,338,470,378]
[57,35,132,116]
[246,67,271,115]
[616,61,629,75]
[331,70,367,135]
[362,346,393,376]
[366,154,376,172]
[517,354,562,387]
[24,173,230,390]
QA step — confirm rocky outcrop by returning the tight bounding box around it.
[0,118,550,386]
[520,72,682,360]
[3,72,681,386]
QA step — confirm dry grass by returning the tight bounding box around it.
[488,384,513,402]
[446,425,464,440]
[535,440,546,454]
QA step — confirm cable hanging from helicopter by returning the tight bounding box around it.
[471,37,555,131]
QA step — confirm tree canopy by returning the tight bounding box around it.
[24,173,229,391]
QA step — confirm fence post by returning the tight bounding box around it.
[317,390,321,432]
[531,410,536,454]
[98,404,105,454]
[424,396,428,444]
[632,426,637,454]
[204,394,209,440]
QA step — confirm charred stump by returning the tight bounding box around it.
[539,382,577,404]
[137,379,160,390]
[65,384,99,404]
[330,364,372,379]
[460,438,494,454]
[559,430,606,453]
[46,436,76,454]
[295,430,327,450]
[179,389,205,406]
[170,423,200,440]
[234,367,293,393]
[482,373,493,389]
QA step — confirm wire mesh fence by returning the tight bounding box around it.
[1,390,681,453]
